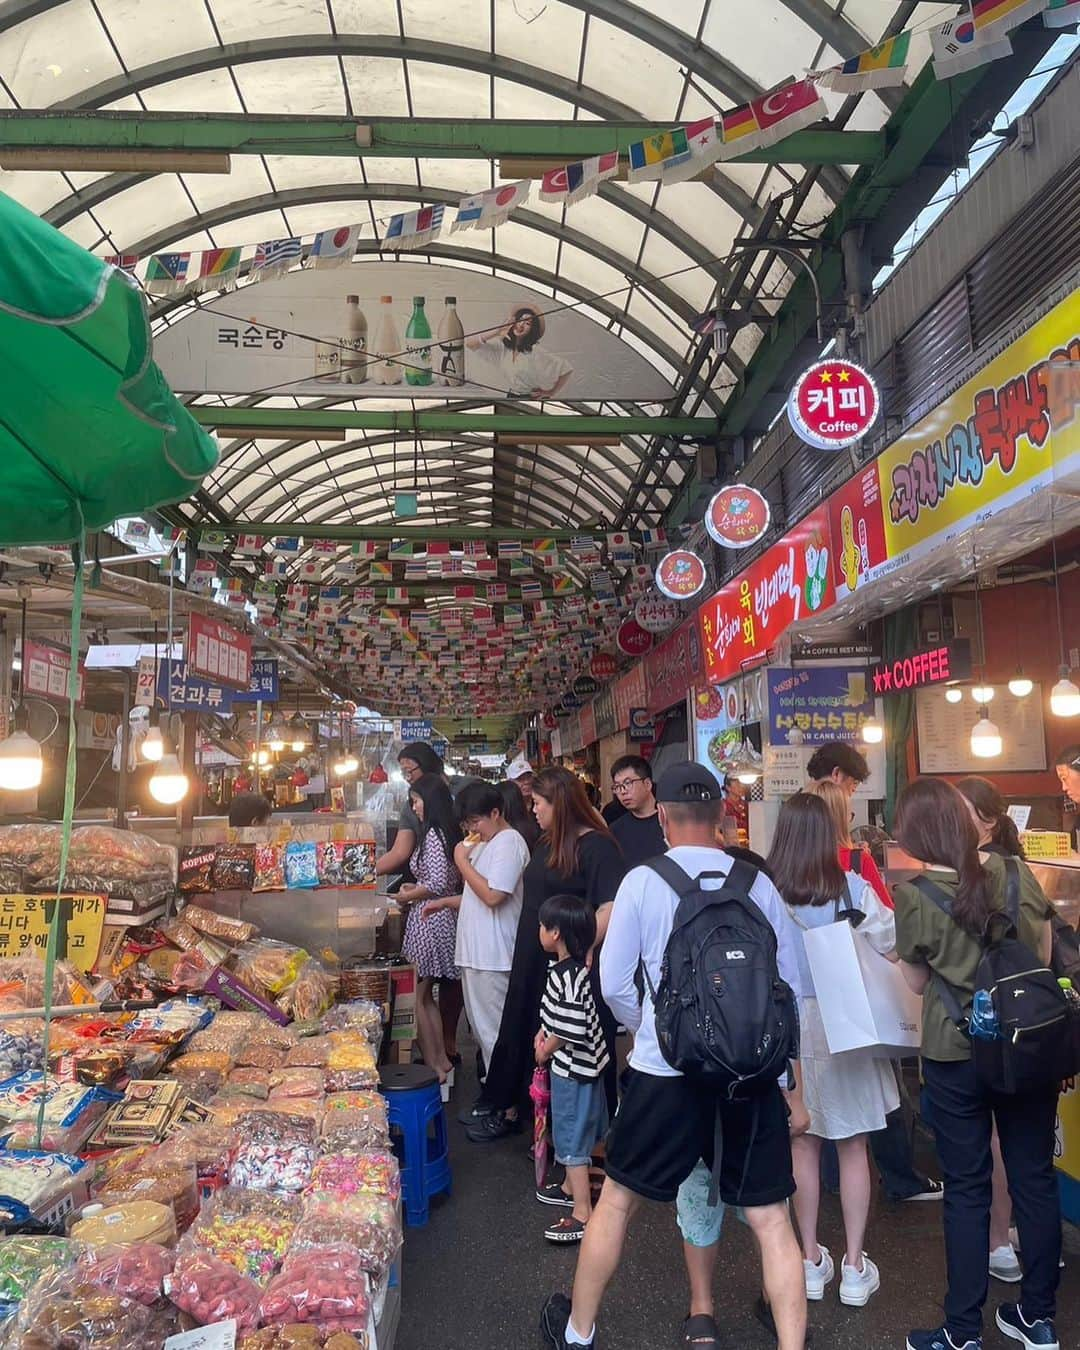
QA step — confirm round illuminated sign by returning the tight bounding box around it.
[654,550,707,601]
[634,593,681,634]
[787,359,880,451]
[705,485,771,549]
[616,618,654,657]
[590,652,619,682]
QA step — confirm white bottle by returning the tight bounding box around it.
[342,294,368,384]
[371,295,402,386]
[436,296,465,387]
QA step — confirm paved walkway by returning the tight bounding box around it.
[397,1052,1079,1350]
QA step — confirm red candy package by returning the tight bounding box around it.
[77,1241,175,1307]
[167,1248,262,1330]
[257,1245,371,1326]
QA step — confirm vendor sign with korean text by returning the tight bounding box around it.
[698,505,835,685]
[879,288,1080,563]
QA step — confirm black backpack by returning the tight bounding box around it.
[915,862,1080,1095]
[641,856,800,1095]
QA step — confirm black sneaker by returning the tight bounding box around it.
[537,1181,574,1207]
[465,1110,523,1143]
[995,1304,1059,1349]
[540,1292,594,1348]
[897,1179,944,1202]
[906,1329,981,1350]
[458,1100,494,1126]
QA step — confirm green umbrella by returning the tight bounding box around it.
[0,189,218,544]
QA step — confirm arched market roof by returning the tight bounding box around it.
[0,2,965,533]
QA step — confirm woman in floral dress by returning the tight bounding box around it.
[397,773,463,1082]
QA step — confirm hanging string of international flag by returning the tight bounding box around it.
[106,1,1068,295]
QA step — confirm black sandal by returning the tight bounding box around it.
[683,1314,720,1347]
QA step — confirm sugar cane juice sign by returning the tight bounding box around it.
[787,359,880,450]
[698,505,835,684]
[153,262,675,403]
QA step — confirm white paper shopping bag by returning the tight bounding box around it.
[802,919,922,1055]
[853,936,923,1055]
[802,919,877,1054]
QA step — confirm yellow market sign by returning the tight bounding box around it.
[0,894,106,972]
[879,288,1080,563]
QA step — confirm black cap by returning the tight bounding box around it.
[655,762,723,803]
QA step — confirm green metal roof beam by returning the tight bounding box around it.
[0,111,885,167]
[193,408,717,437]
[177,520,606,542]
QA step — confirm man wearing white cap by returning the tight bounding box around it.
[507,754,535,807]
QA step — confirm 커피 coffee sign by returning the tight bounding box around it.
[787,359,880,451]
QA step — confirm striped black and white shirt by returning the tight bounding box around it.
[540,957,610,1082]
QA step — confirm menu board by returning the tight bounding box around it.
[916,684,1047,774]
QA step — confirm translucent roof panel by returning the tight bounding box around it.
[0,0,949,534]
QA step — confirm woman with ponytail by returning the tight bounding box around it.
[893,778,1059,1350]
[955,777,1025,860]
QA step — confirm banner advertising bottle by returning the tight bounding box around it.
[342,294,368,383]
[372,295,403,386]
[436,296,465,386]
[405,296,434,387]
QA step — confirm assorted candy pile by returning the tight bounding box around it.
[0,996,397,1344]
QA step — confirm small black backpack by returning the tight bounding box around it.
[641,856,800,1094]
[915,863,1080,1095]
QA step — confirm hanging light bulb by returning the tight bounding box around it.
[971,684,995,704]
[945,686,963,704]
[728,738,762,785]
[266,721,287,754]
[970,710,1002,759]
[1007,669,1033,698]
[251,748,271,767]
[149,749,189,805]
[288,712,310,750]
[1051,667,1080,718]
[141,722,164,762]
[860,717,884,745]
[0,723,42,791]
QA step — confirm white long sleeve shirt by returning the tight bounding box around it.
[599,845,801,1078]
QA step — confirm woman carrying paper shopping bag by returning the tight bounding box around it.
[768,792,899,1309]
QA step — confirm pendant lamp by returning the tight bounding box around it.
[945,687,963,704]
[860,717,884,745]
[970,710,1002,759]
[0,599,43,791]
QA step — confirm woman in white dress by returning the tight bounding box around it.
[767,791,899,1310]
[466,302,573,399]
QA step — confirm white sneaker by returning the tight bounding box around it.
[839,1253,881,1307]
[989,1244,1023,1283]
[803,1245,834,1301]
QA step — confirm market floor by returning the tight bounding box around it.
[397,1049,1080,1350]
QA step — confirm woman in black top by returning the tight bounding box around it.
[466,767,625,1141]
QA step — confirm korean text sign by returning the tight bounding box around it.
[231,659,280,704]
[0,894,105,971]
[22,640,84,705]
[878,289,1080,563]
[767,666,876,745]
[698,505,835,685]
[188,613,252,690]
[156,661,234,714]
[645,617,703,716]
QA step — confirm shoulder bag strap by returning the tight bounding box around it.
[910,874,970,1031]
[643,854,697,897]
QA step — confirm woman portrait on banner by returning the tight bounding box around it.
[466,302,573,400]
[893,778,1062,1350]
[768,792,899,1310]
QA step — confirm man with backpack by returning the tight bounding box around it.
[540,763,810,1350]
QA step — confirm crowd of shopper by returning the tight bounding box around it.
[374,739,1067,1350]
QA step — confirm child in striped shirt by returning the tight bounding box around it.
[535,893,611,1245]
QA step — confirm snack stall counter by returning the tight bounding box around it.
[0,817,411,1348]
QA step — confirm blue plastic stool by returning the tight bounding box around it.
[380,1063,451,1226]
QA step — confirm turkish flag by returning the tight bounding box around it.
[751,79,824,131]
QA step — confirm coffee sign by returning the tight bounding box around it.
[655,550,707,600]
[705,485,771,550]
[787,359,880,451]
[870,639,972,696]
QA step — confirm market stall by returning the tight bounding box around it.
[0,820,407,1348]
